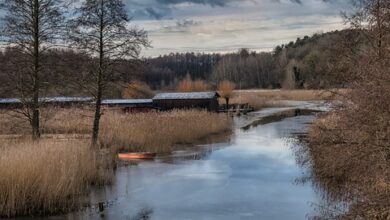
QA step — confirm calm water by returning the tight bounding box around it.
[25,105,325,220]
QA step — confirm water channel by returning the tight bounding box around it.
[23,102,329,220]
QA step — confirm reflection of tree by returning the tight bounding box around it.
[294,133,352,219]
[241,109,320,131]
[129,207,153,220]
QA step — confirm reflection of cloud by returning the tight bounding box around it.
[168,160,232,180]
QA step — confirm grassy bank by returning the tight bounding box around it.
[228,89,344,110]
[0,139,111,217]
[0,108,231,217]
[304,95,390,218]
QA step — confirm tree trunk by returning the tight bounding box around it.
[91,0,104,147]
[225,97,230,108]
[91,85,102,146]
[32,0,40,140]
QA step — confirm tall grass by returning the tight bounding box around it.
[233,89,344,101]
[0,108,232,153]
[0,139,111,217]
[100,110,232,153]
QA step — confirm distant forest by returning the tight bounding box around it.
[142,30,350,90]
[0,30,352,98]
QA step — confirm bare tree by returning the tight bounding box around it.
[217,80,235,107]
[68,0,149,146]
[305,0,390,218]
[0,0,67,139]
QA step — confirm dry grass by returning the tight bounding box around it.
[0,139,112,217]
[0,107,93,135]
[0,85,233,220]
[0,108,231,217]
[0,108,232,153]
[227,93,268,110]
[227,89,346,110]
[234,89,345,100]
[306,109,390,219]
[100,110,232,153]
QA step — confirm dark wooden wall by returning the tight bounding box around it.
[153,98,219,112]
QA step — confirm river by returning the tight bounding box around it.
[23,102,328,220]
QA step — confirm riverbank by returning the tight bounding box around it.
[302,87,390,219]
[229,89,345,110]
[0,109,232,217]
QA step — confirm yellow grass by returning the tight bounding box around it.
[0,139,111,217]
[0,108,232,153]
[234,89,344,101]
[100,110,232,153]
[0,108,231,216]
[227,89,346,110]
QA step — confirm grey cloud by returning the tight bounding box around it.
[129,6,172,20]
[155,0,233,7]
[176,19,201,28]
[145,7,169,19]
[272,0,302,4]
[160,19,202,34]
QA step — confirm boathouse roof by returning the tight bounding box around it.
[101,99,153,105]
[153,92,219,100]
[0,97,93,104]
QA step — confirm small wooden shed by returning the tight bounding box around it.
[152,91,220,112]
[101,99,155,113]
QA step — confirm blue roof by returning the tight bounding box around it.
[0,98,20,104]
[42,97,93,102]
[153,92,219,100]
[0,97,93,104]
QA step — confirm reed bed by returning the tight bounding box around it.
[227,89,346,110]
[100,110,232,153]
[0,108,232,153]
[233,89,335,101]
[0,139,111,217]
[0,108,93,135]
[228,93,268,110]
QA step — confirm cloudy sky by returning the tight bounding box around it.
[124,0,351,57]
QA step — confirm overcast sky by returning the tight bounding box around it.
[125,0,351,57]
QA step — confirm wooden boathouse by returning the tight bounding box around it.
[0,92,221,112]
[101,99,154,113]
[152,91,220,112]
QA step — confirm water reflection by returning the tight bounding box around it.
[69,115,318,219]
[21,108,325,220]
[241,108,322,131]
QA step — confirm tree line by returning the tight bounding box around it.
[141,30,352,90]
[2,29,351,95]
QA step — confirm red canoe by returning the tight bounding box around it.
[118,152,157,160]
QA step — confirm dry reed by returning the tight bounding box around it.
[0,108,232,153]
[227,89,345,110]
[0,139,111,217]
[100,110,232,153]
[233,89,344,101]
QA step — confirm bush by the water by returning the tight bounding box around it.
[304,0,390,217]
[0,140,111,217]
